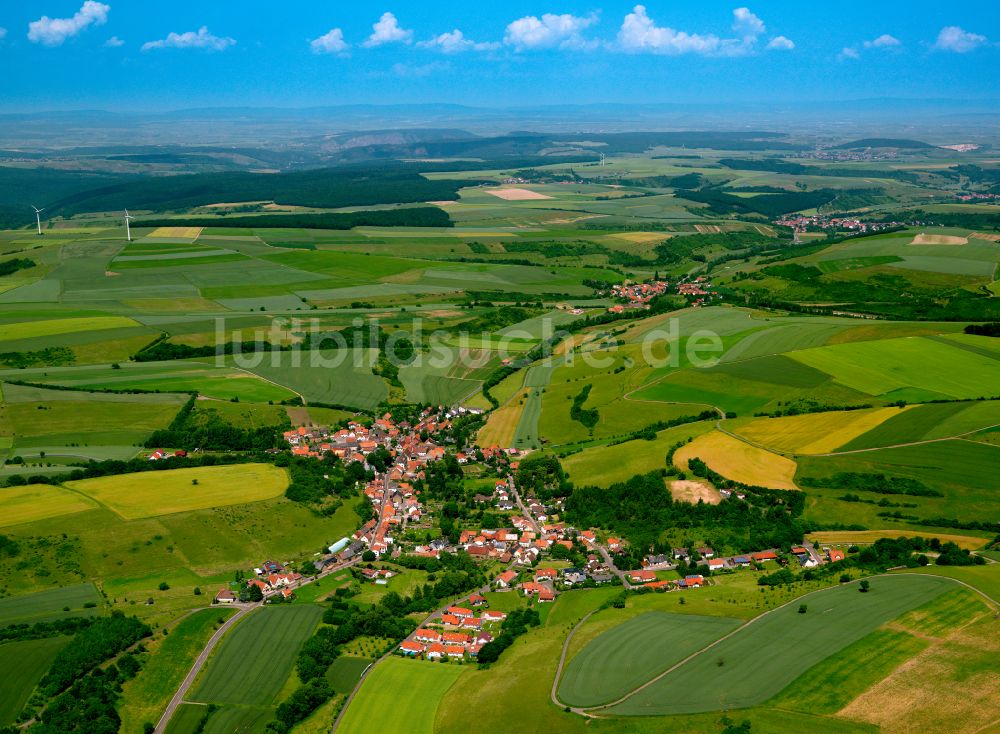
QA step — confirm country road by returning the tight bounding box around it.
[550,609,598,714]
[154,605,254,733]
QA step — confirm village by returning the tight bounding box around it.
[198,405,847,666]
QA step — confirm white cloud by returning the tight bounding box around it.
[141,26,235,52]
[104,35,124,47]
[617,5,721,55]
[390,61,448,77]
[838,46,860,60]
[0,27,7,41]
[933,25,986,53]
[418,29,499,54]
[766,35,794,51]
[732,7,765,41]
[864,34,901,49]
[504,12,598,51]
[363,12,412,47]
[310,28,349,55]
[28,1,109,46]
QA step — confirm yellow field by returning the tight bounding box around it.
[970,232,1000,243]
[808,530,988,551]
[674,430,799,489]
[148,226,204,239]
[0,484,98,528]
[477,388,528,448]
[0,316,139,343]
[734,406,911,455]
[609,231,671,243]
[910,233,968,245]
[66,464,288,520]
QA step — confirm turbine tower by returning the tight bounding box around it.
[124,209,134,242]
[600,152,606,167]
[32,206,44,235]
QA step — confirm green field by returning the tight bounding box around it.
[337,657,463,734]
[558,612,741,706]
[561,420,714,486]
[790,336,1000,400]
[0,636,71,725]
[325,656,373,693]
[66,464,289,519]
[119,608,238,734]
[607,574,956,715]
[189,605,322,705]
[0,583,101,626]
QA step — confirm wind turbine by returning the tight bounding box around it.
[32,206,44,235]
[123,209,134,242]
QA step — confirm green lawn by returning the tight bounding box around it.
[558,611,741,706]
[189,605,323,705]
[0,636,71,725]
[337,657,463,734]
[607,574,956,715]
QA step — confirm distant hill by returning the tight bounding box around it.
[832,138,934,150]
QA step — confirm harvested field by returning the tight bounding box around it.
[695,224,722,234]
[910,233,968,245]
[807,530,987,551]
[484,187,553,201]
[969,232,1000,242]
[478,388,528,448]
[669,479,721,504]
[674,429,799,489]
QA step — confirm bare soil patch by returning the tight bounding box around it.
[910,233,968,245]
[485,187,553,201]
[669,479,721,505]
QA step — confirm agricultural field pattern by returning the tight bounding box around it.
[1,12,1000,734]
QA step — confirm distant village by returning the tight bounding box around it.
[608,277,716,312]
[774,214,904,234]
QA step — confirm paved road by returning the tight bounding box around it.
[550,609,598,713]
[509,475,541,534]
[154,604,254,733]
[594,544,632,589]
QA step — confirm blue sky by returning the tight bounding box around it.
[1,1,997,111]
